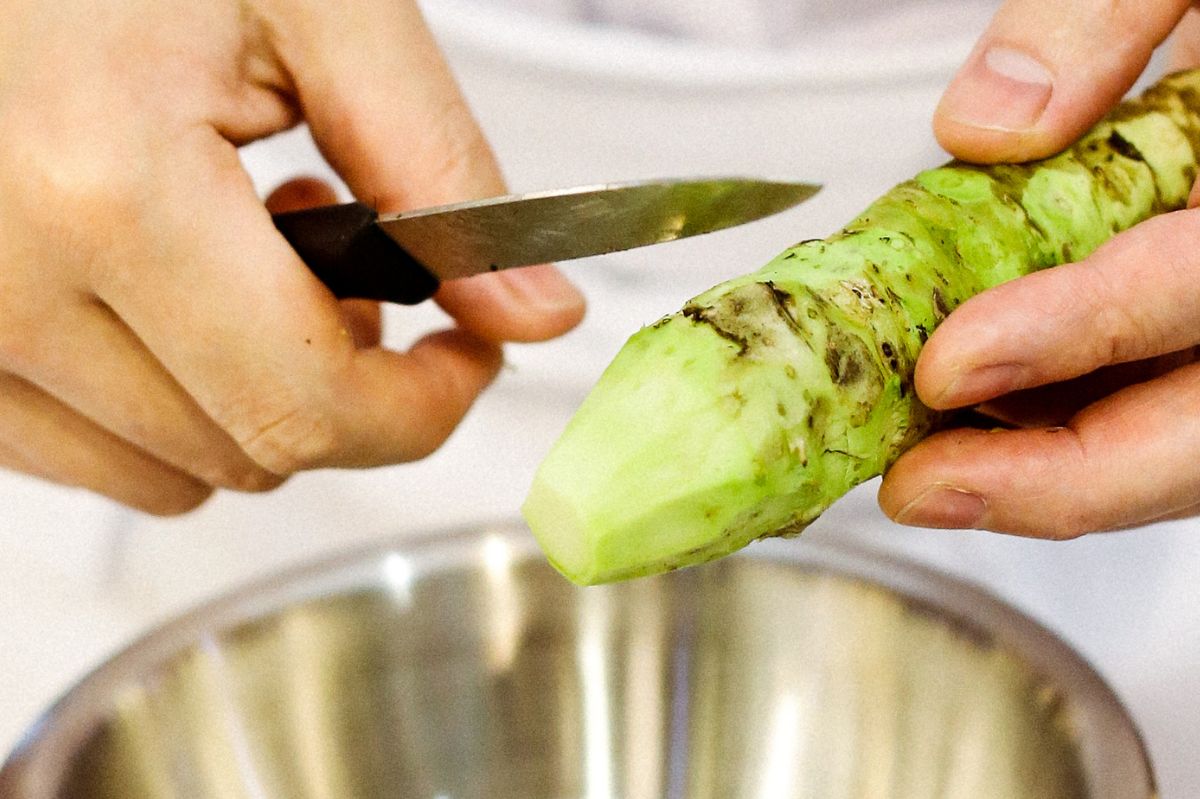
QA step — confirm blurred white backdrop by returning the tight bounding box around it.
[3,0,1198,793]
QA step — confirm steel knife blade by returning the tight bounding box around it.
[272,176,820,304]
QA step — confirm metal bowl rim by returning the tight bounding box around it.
[0,520,1157,797]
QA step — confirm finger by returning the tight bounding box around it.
[1178,10,1200,211]
[264,175,339,212]
[263,0,584,341]
[264,177,383,347]
[1181,16,1200,212]
[0,299,283,492]
[0,372,212,515]
[934,0,1191,163]
[1168,7,1200,72]
[973,349,1199,427]
[1139,501,1200,526]
[344,327,503,465]
[97,133,502,473]
[916,209,1200,410]
[436,267,587,343]
[880,360,1200,538]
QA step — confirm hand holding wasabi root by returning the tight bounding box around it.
[523,1,1200,584]
[880,0,1200,535]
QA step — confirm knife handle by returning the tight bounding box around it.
[271,201,440,304]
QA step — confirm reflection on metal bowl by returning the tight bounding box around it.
[0,525,1154,798]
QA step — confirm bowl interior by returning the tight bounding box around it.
[7,532,1148,798]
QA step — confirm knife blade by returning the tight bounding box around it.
[272,177,820,304]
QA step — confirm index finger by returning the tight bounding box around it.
[262,0,584,342]
[96,131,502,474]
[916,209,1200,410]
[879,359,1200,538]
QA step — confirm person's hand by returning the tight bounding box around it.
[0,0,585,514]
[878,0,1200,536]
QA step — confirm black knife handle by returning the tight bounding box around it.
[272,201,440,304]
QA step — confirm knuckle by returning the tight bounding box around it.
[230,467,288,494]
[1093,297,1161,365]
[9,143,149,296]
[1073,262,1152,366]
[28,141,144,229]
[1099,0,1140,28]
[419,104,500,198]
[232,405,341,476]
[1008,501,1090,540]
[203,459,288,494]
[398,359,478,461]
[141,482,214,517]
[403,423,454,463]
[1027,429,1096,540]
[0,329,31,373]
[1041,512,1091,541]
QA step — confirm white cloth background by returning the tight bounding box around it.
[490,0,993,50]
[2,0,1198,794]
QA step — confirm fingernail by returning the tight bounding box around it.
[894,484,988,529]
[498,264,585,311]
[936,362,1024,407]
[941,44,1053,132]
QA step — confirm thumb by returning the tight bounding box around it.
[935,0,1191,163]
[262,0,584,341]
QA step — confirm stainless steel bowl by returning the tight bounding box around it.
[0,524,1154,798]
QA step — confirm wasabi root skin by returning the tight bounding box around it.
[523,70,1200,585]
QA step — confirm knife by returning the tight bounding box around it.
[271,176,820,304]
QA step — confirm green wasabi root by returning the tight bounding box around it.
[523,70,1200,585]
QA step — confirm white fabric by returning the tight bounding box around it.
[491,0,996,51]
[3,2,1199,794]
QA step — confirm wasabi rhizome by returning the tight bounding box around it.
[524,70,1200,585]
